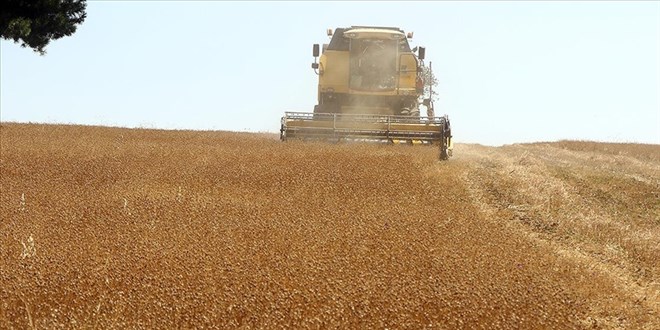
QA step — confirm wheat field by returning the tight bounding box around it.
[1,123,658,329]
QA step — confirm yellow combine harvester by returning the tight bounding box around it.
[280,26,452,160]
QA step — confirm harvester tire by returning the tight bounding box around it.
[440,149,449,161]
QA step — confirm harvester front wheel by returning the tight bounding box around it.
[440,148,449,160]
[439,126,452,161]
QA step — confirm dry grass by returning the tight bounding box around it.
[0,123,658,328]
[459,141,659,328]
[530,140,660,162]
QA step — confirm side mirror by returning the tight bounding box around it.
[313,44,320,57]
[418,47,426,60]
[311,63,319,69]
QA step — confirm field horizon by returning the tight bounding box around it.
[4,120,659,147]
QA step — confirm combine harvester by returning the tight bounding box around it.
[280,26,452,160]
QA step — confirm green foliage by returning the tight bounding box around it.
[1,0,87,55]
[418,63,439,117]
[420,63,438,102]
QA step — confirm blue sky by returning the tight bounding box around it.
[1,1,658,145]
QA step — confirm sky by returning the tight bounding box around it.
[1,1,659,146]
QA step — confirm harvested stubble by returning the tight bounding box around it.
[0,123,658,329]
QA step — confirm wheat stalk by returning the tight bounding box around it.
[20,235,36,259]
